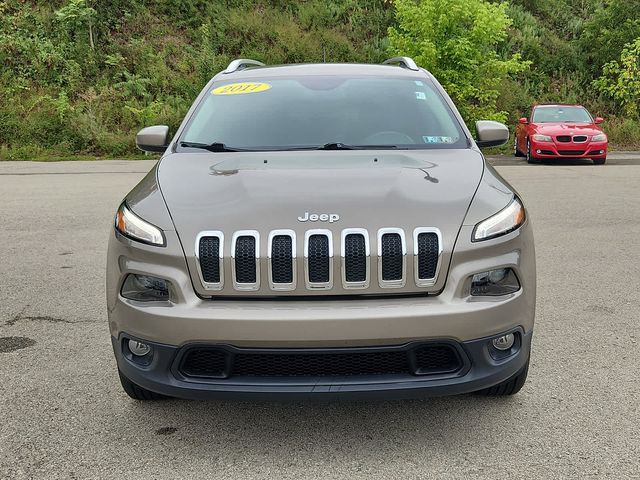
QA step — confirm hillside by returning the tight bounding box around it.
[0,0,638,160]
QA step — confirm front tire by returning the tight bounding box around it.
[526,139,539,164]
[514,137,524,157]
[118,369,167,400]
[593,157,606,165]
[477,360,529,396]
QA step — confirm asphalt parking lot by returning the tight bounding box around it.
[1,155,639,479]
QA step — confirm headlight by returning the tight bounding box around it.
[532,134,552,142]
[115,203,165,246]
[472,197,526,242]
[592,133,607,142]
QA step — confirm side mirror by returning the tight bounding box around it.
[518,117,529,125]
[475,120,509,148]
[595,117,604,124]
[136,125,170,153]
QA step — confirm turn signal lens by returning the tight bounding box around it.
[591,133,607,142]
[115,203,165,246]
[532,134,552,142]
[473,197,525,242]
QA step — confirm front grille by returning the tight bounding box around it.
[573,135,587,143]
[381,233,404,281]
[234,235,257,283]
[556,135,571,142]
[558,150,585,156]
[197,227,442,293]
[198,236,220,283]
[179,343,463,379]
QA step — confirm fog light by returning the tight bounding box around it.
[121,274,170,302]
[536,149,541,154]
[492,333,515,351]
[128,339,151,356]
[470,268,520,296]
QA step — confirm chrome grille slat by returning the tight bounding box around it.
[341,228,370,289]
[231,230,260,291]
[195,231,224,290]
[305,230,333,289]
[413,228,442,287]
[377,228,406,288]
[268,230,296,291]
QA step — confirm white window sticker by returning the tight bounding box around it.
[415,91,426,100]
[423,136,455,144]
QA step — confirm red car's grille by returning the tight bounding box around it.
[558,150,586,156]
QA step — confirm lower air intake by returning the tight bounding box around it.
[179,344,463,379]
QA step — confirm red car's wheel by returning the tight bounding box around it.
[514,136,524,157]
[526,139,539,164]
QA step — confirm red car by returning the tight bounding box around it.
[515,104,608,165]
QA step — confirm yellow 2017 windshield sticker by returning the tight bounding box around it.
[212,82,272,95]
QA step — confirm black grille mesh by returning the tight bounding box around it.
[198,236,220,283]
[413,345,461,374]
[556,135,571,142]
[381,233,403,281]
[417,232,439,280]
[558,150,585,155]
[181,349,227,378]
[344,234,367,282]
[235,236,256,283]
[179,344,462,378]
[308,234,330,283]
[233,351,409,377]
[271,235,293,284]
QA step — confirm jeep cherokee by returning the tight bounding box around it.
[107,57,535,400]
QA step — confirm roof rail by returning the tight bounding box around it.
[224,58,265,74]
[382,57,419,71]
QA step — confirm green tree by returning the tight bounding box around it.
[388,0,529,127]
[55,0,97,50]
[593,38,640,119]
[579,0,640,76]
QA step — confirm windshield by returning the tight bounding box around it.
[179,76,466,151]
[532,106,593,123]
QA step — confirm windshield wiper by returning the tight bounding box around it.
[180,141,243,152]
[316,142,359,150]
[314,143,400,150]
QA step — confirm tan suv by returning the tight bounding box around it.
[107,57,535,400]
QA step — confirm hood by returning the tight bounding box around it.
[157,149,484,296]
[533,123,602,136]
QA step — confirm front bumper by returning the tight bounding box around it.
[114,328,532,400]
[107,215,536,399]
[530,140,607,159]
